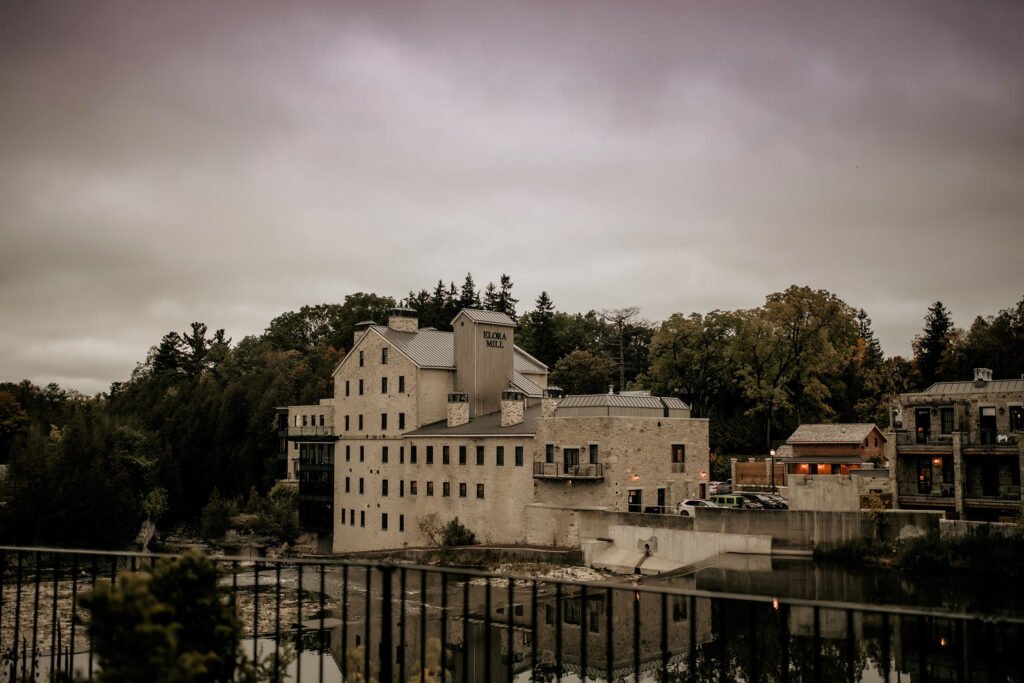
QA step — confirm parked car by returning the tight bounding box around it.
[708,481,732,495]
[743,492,785,510]
[677,499,721,516]
[763,494,789,509]
[710,494,749,508]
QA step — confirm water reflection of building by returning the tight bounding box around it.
[326,573,712,682]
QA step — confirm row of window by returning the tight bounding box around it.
[343,413,406,431]
[357,347,389,368]
[342,444,525,466]
[344,375,406,396]
[342,509,403,531]
[541,443,687,467]
[295,414,327,427]
[298,443,334,465]
[344,477,485,499]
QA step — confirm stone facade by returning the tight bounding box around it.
[280,306,710,553]
[532,415,711,512]
[888,370,1024,521]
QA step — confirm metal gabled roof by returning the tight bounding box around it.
[918,378,1024,395]
[511,371,545,397]
[513,348,548,374]
[556,394,690,410]
[452,309,516,326]
[373,326,455,368]
[787,423,883,444]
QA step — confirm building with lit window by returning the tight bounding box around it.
[888,368,1024,520]
[282,307,709,552]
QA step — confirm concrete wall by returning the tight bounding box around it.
[692,507,942,550]
[788,475,861,511]
[575,509,770,573]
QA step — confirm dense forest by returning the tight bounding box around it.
[1,273,1022,548]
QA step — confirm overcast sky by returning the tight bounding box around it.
[2,0,1022,395]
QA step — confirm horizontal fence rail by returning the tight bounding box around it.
[1,546,1022,682]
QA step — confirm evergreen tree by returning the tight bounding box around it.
[458,273,480,309]
[493,274,519,321]
[913,301,954,388]
[482,282,499,311]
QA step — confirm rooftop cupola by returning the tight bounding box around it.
[389,307,418,333]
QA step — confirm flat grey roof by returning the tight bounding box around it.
[405,403,542,437]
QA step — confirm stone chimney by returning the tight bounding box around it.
[501,390,525,427]
[389,307,418,333]
[353,320,375,346]
[542,388,563,418]
[973,368,993,386]
[447,392,469,427]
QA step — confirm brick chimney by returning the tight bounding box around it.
[501,390,525,427]
[389,307,418,333]
[447,392,469,427]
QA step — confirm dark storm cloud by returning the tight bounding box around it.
[1,0,1022,393]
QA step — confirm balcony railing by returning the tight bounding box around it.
[898,482,954,498]
[533,462,604,479]
[964,432,1019,448]
[1,546,1021,682]
[894,431,953,448]
[288,426,335,438]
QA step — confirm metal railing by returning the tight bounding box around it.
[533,462,604,479]
[894,430,954,447]
[964,432,1019,448]
[288,426,336,438]
[1,546,1022,682]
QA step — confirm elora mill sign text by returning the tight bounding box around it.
[483,330,507,348]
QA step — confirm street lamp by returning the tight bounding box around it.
[770,449,777,494]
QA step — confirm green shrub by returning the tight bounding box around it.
[441,518,476,547]
[200,488,231,541]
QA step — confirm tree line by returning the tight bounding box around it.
[1,274,1021,548]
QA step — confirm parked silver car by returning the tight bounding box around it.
[677,499,722,516]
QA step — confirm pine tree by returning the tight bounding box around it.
[459,273,480,310]
[914,301,954,388]
[494,274,519,321]
[482,282,498,311]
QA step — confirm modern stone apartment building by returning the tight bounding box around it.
[887,368,1024,520]
[281,307,710,552]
